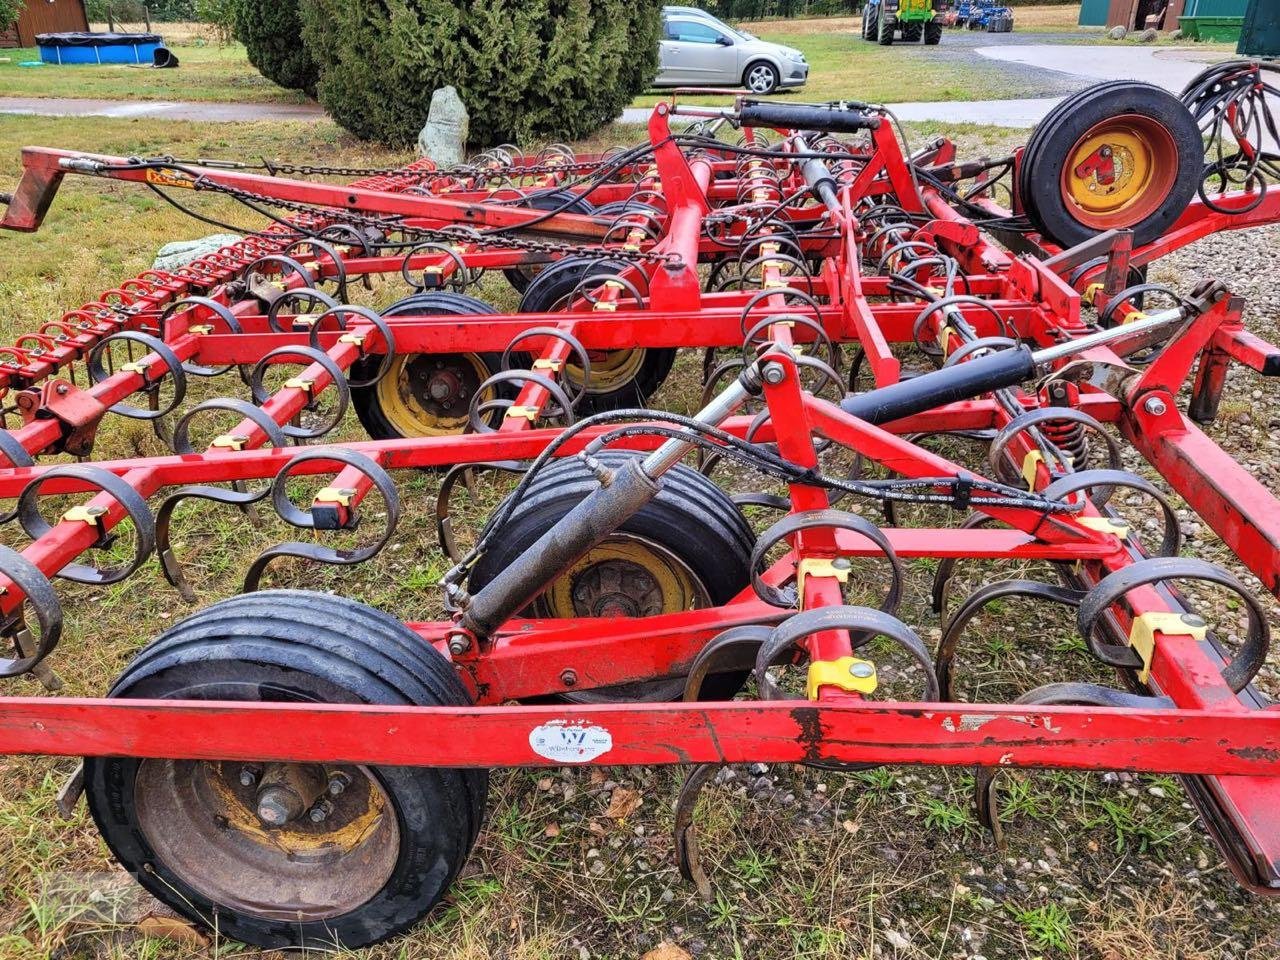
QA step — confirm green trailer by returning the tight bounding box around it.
[1178,0,1248,43]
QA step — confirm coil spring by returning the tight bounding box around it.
[1040,416,1089,467]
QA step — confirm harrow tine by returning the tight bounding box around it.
[975,683,1175,846]
[935,579,1086,702]
[156,484,270,602]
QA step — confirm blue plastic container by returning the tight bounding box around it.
[36,32,164,66]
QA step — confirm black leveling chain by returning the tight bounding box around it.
[152,155,631,183]
[185,173,685,268]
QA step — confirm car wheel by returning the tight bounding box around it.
[744,61,779,95]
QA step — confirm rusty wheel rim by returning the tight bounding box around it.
[134,759,399,921]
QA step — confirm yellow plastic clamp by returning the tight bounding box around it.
[210,434,249,451]
[284,377,315,392]
[532,358,563,372]
[1020,450,1045,491]
[806,657,878,699]
[1077,516,1131,539]
[314,487,357,506]
[795,557,850,608]
[61,504,107,527]
[1128,612,1206,683]
[505,406,538,421]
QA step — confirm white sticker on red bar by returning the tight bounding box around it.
[528,720,613,763]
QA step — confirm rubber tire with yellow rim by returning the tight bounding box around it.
[351,292,527,440]
[85,590,486,950]
[518,257,677,414]
[1017,81,1201,249]
[468,451,755,702]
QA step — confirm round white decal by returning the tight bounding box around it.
[528,720,614,763]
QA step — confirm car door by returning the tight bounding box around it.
[659,18,740,86]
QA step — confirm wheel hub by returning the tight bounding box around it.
[571,559,664,618]
[408,356,476,414]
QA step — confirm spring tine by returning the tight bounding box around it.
[975,684,1175,845]
[674,764,721,901]
[156,484,271,602]
[936,579,1086,702]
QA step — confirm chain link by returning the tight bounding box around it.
[190,174,683,268]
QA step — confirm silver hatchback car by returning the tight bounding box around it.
[655,7,809,95]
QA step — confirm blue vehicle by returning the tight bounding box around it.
[962,0,1015,32]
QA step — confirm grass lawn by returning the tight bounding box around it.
[3,110,1280,960]
[0,40,306,105]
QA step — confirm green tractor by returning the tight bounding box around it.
[862,0,943,45]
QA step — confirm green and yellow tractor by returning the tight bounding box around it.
[862,0,943,45]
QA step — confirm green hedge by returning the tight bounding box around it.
[299,0,663,148]
[231,0,317,94]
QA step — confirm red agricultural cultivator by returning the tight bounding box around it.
[1,62,1279,948]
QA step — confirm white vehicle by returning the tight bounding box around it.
[656,6,809,95]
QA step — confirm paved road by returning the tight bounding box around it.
[3,44,1229,131]
[0,95,324,123]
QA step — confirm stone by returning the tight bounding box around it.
[152,233,242,272]
[1108,25,1128,40]
[1169,29,1183,40]
[1139,28,1159,42]
[417,86,469,166]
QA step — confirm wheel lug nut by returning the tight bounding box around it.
[309,799,334,823]
[327,773,351,797]
[239,764,261,788]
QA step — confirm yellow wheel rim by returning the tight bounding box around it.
[374,352,493,437]
[1060,115,1178,230]
[537,534,708,619]
[565,348,647,395]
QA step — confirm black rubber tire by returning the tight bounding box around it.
[863,8,878,40]
[501,189,595,294]
[924,20,943,44]
[743,60,780,95]
[518,257,677,414]
[85,590,486,951]
[351,292,525,441]
[878,13,896,44]
[468,452,755,702]
[1018,82,1201,248]
[1018,81,1135,230]
[901,21,923,42]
